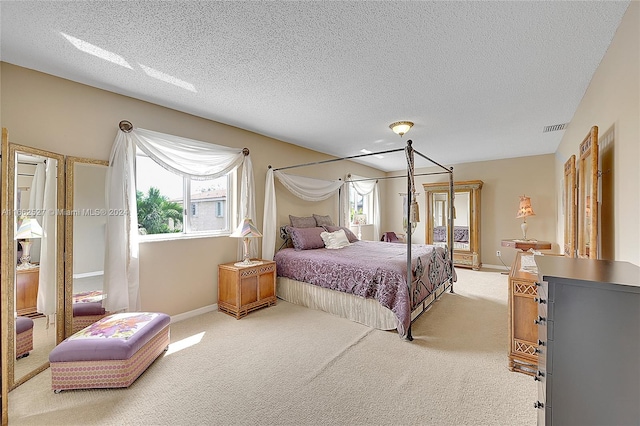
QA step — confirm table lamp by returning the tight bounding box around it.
[15,217,43,268]
[230,217,263,267]
[516,195,535,241]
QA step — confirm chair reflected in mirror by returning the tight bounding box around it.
[381,231,402,243]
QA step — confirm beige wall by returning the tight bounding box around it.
[382,154,557,269]
[555,2,639,266]
[0,63,380,315]
[2,2,637,317]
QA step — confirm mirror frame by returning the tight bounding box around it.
[6,143,65,389]
[577,126,599,259]
[423,180,483,270]
[1,128,10,423]
[64,157,109,338]
[563,155,576,257]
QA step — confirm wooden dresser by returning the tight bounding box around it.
[507,251,539,375]
[534,256,640,425]
[16,266,40,317]
[218,260,276,319]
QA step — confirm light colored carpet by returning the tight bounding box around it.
[8,268,536,425]
[14,316,56,382]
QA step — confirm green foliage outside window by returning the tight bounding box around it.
[136,187,183,234]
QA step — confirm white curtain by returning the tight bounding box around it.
[262,169,343,260]
[348,175,380,241]
[104,127,254,313]
[132,128,244,179]
[28,163,45,212]
[28,163,45,264]
[36,159,58,323]
[104,132,139,313]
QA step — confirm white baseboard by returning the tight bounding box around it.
[479,263,510,272]
[170,304,217,323]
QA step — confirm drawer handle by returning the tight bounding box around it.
[537,370,545,378]
[534,401,544,409]
[534,348,542,354]
[534,376,541,382]
[534,297,547,304]
[534,315,546,325]
[538,340,546,346]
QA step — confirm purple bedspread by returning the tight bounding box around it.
[274,240,455,337]
[433,226,469,243]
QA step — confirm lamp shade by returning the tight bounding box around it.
[15,218,43,239]
[516,195,535,219]
[231,217,262,239]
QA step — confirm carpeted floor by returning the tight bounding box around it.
[14,316,57,383]
[8,268,537,425]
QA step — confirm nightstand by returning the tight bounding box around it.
[218,260,276,319]
[501,239,551,252]
[16,266,40,317]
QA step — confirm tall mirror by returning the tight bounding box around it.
[64,157,109,337]
[577,126,599,259]
[7,143,64,389]
[563,155,577,257]
[423,180,483,270]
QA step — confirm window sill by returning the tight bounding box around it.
[138,231,231,243]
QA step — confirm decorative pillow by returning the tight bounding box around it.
[289,215,317,228]
[313,213,334,227]
[323,225,359,243]
[287,226,326,250]
[320,229,351,249]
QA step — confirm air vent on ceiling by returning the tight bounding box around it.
[543,123,568,133]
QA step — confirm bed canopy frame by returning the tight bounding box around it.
[266,140,455,340]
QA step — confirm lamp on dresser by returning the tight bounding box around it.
[15,217,43,269]
[516,195,535,240]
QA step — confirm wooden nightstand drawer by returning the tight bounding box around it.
[218,260,276,319]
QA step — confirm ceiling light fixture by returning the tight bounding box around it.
[389,121,414,137]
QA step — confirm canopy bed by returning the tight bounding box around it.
[262,141,456,340]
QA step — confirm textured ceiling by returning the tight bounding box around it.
[0,1,630,172]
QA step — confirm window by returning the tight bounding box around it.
[135,151,232,237]
[348,181,372,225]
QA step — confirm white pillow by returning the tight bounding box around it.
[320,229,351,249]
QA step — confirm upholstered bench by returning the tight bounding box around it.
[49,312,170,392]
[16,316,34,359]
[72,291,110,334]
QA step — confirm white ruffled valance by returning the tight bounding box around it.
[262,169,343,260]
[275,170,343,202]
[104,126,255,313]
[132,128,244,179]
